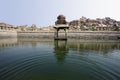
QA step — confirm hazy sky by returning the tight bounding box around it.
[0,0,120,27]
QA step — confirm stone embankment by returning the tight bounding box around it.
[0,31,17,38]
[0,31,120,40]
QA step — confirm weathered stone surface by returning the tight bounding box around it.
[0,31,17,38]
[0,22,15,30]
[0,30,120,40]
[17,31,120,40]
[69,17,120,31]
[55,15,67,25]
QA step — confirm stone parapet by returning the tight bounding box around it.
[0,31,120,40]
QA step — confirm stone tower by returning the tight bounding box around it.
[55,15,67,25]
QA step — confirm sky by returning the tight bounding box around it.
[0,0,120,27]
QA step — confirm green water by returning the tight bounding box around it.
[0,39,120,80]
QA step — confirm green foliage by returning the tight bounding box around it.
[90,27,97,31]
[21,27,25,31]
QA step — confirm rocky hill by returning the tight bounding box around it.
[0,16,120,31]
[69,16,120,31]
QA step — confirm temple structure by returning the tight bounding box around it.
[0,22,15,30]
[54,15,69,40]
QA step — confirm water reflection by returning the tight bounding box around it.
[67,41,120,54]
[0,38,120,54]
[0,38,120,80]
[54,40,69,64]
[0,38,18,51]
[0,38,120,52]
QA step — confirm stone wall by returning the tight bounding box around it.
[67,31,120,40]
[0,31,17,38]
[0,31,120,40]
[18,31,54,38]
[17,31,120,40]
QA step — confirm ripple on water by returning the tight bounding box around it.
[0,41,120,80]
[65,51,120,80]
[0,52,54,80]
